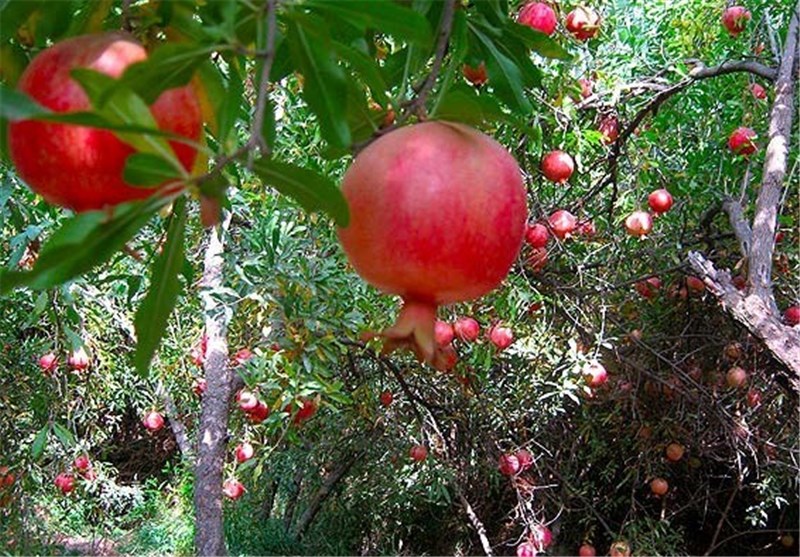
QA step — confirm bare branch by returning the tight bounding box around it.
[687,59,777,81]
[164,394,193,462]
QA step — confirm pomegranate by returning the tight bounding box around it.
[379,390,394,407]
[722,6,751,36]
[540,150,575,183]
[237,390,259,412]
[518,2,558,36]
[634,277,662,299]
[409,444,428,462]
[454,317,480,342]
[525,223,550,248]
[498,453,520,476]
[68,347,90,371]
[143,411,165,432]
[665,443,685,462]
[531,524,553,550]
[579,78,593,98]
[780,534,795,548]
[647,189,673,214]
[8,32,202,212]
[73,455,91,471]
[223,478,245,500]
[463,62,488,86]
[726,366,748,388]
[783,305,800,326]
[516,542,537,557]
[598,115,619,144]
[624,211,653,237]
[39,352,58,374]
[54,473,75,495]
[488,325,514,351]
[548,209,577,239]
[434,320,455,347]
[293,397,318,425]
[728,127,757,156]
[686,275,705,294]
[432,344,459,371]
[579,544,596,557]
[749,83,766,100]
[577,219,596,237]
[610,541,632,557]
[248,401,270,424]
[724,342,743,360]
[232,348,253,366]
[516,449,533,471]
[583,362,608,387]
[746,388,762,408]
[650,477,668,496]
[527,247,548,273]
[235,442,254,463]
[337,122,527,364]
[565,6,601,40]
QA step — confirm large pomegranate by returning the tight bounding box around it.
[338,122,527,363]
[8,32,202,212]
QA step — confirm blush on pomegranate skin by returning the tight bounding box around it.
[8,32,202,212]
[337,122,527,364]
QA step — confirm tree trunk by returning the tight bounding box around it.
[194,215,233,556]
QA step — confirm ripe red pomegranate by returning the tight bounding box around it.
[540,150,575,183]
[665,443,685,462]
[73,455,91,471]
[579,78,593,99]
[746,388,762,408]
[722,6,751,36]
[686,275,705,294]
[8,32,202,212]
[192,378,207,397]
[784,305,800,326]
[143,411,165,432]
[223,478,245,500]
[579,544,597,557]
[293,397,318,425]
[39,352,57,374]
[726,366,748,388]
[248,401,270,424]
[434,320,455,347]
[577,219,596,237]
[235,442,254,464]
[379,390,394,407]
[409,444,428,462]
[432,344,458,371]
[648,189,673,214]
[516,542,536,557]
[518,2,558,36]
[488,325,514,351]
[548,209,577,239]
[237,390,259,412]
[498,454,520,476]
[565,6,601,40]
[68,347,90,371]
[527,247,548,273]
[634,277,662,299]
[650,477,668,496]
[728,127,757,156]
[55,473,76,495]
[749,83,766,100]
[598,115,619,144]
[516,449,533,471]
[525,223,550,248]
[232,348,253,366]
[624,211,653,237]
[454,317,480,342]
[610,541,632,557]
[463,62,488,86]
[531,524,553,550]
[337,122,527,364]
[583,362,608,387]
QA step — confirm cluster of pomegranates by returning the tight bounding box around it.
[518,3,601,41]
[54,454,97,495]
[37,347,91,375]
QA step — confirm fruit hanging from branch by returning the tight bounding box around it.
[337,122,527,364]
[722,6,751,36]
[540,150,575,184]
[517,2,558,36]
[565,6,602,41]
[8,32,202,212]
[728,127,757,156]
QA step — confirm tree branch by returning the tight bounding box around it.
[721,196,752,258]
[164,393,193,462]
[687,59,777,81]
[455,486,495,557]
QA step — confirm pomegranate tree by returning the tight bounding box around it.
[8,32,202,212]
[68,347,90,371]
[526,247,548,272]
[337,122,527,364]
[540,150,575,183]
[728,127,757,156]
[54,473,75,495]
[516,449,533,471]
[647,189,673,214]
[722,6,751,36]
[583,362,608,387]
[517,2,558,36]
[73,455,91,471]
[565,6,601,40]
[634,277,662,299]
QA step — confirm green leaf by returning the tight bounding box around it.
[31,424,49,460]
[433,86,506,126]
[115,43,213,104]
[216,56,245,146]
[332,41,389,105]
[286,13,351,148]
[123,153,184,187]
[305,0,432,46]
[52,422,75,449]
[0,196,168,294]
[71,69,186,175]
[133,196,187,377]
[469,24,532,113]
[251,158,349,227]
[507,22,572,60]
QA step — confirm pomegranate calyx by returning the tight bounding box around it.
[374,300,438,364]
